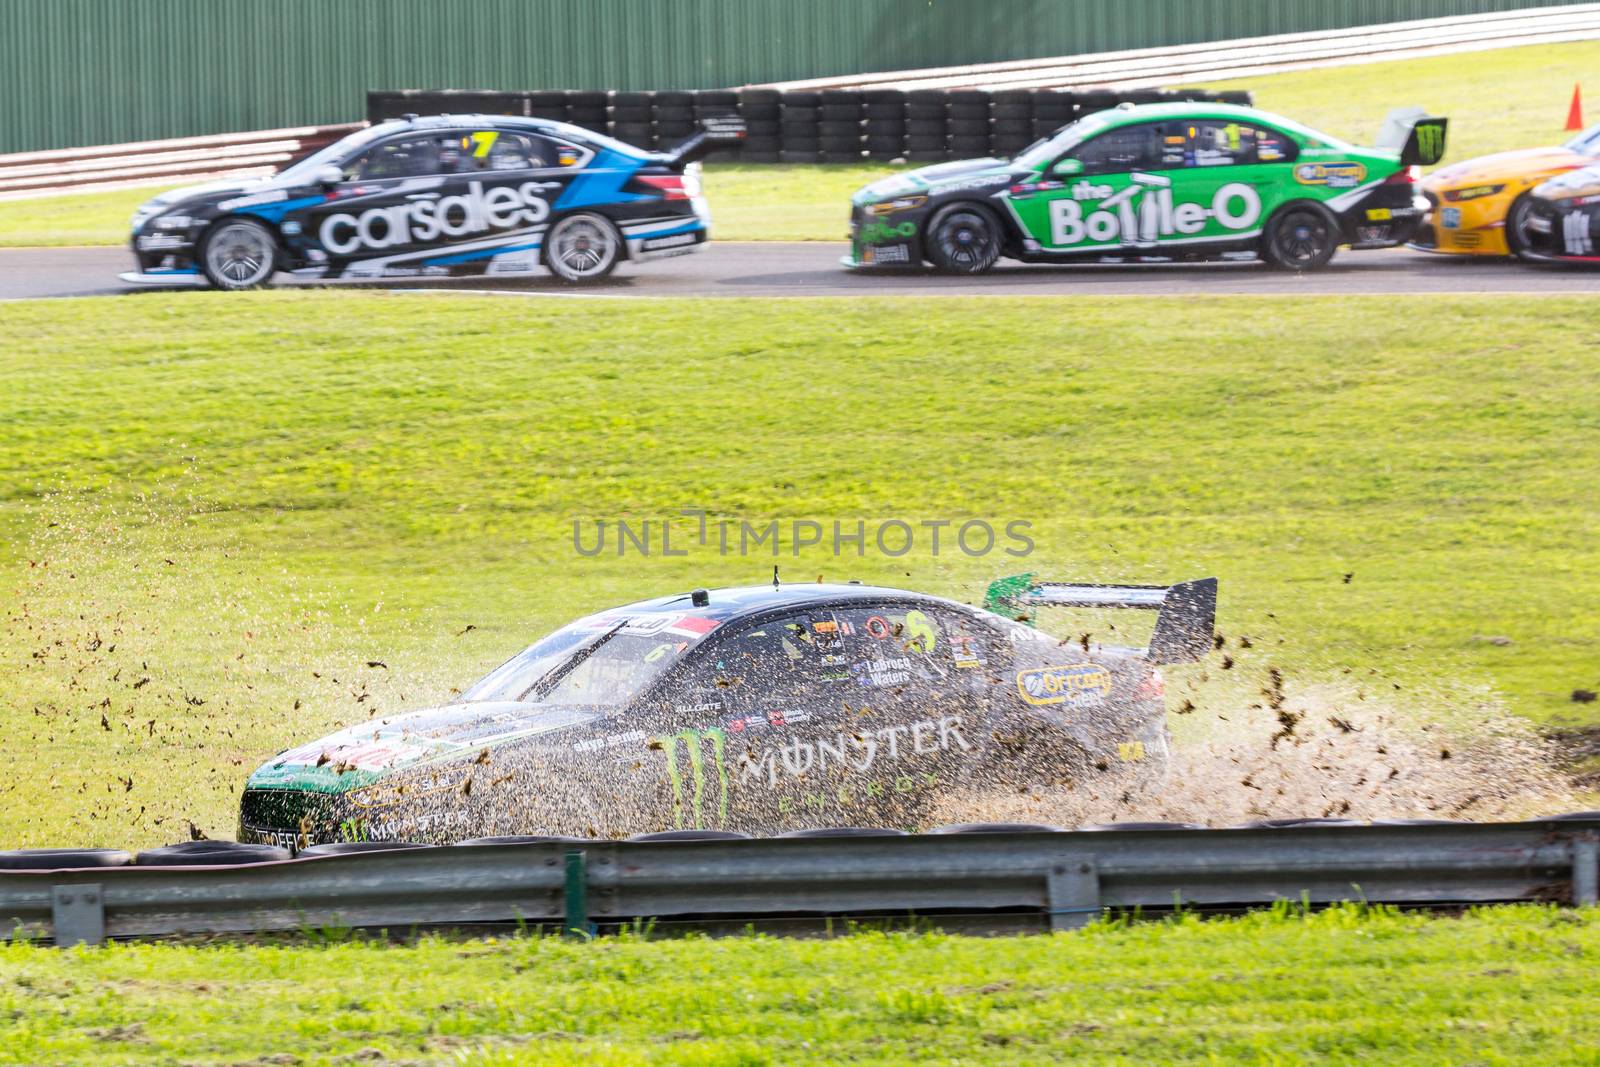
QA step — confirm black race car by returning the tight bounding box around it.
[1517,163,1600,263]
[238,576,1216,846]
[124,114,742,289]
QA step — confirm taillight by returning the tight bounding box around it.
[635,174,689,200]
[1384,166,1421,186]
[1135,669,1165,701]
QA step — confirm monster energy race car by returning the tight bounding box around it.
[844,101,1447,273]
[238,577,1216,847]
[123,113,742,289]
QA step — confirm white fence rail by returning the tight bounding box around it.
[760,4,1600,92]
[0,123,365,202]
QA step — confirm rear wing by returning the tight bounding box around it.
[1374,107,1448,167]
[983,574,1217,664]
[663,116,747,167]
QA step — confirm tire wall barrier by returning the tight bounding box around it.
[367,87,1252,163]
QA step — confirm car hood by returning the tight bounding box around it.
[1533,164,1600,202]
[245,700,601,793]
[853,158,1014,204]
[137,176,281,213]
[1424,146,1593,188]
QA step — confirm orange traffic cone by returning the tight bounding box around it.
[1567,83,1584,131]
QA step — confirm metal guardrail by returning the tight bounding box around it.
[763,4,1600,91]
[5,819,1596,946]
[0,123,365,202]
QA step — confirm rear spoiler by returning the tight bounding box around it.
[664,116,747,167]
[1375,107,1449,167]
[983,574,1218,664]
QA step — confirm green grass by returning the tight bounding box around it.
[1,905,1595,1065]
[3,40,1594,249]
[0,292,1595,847]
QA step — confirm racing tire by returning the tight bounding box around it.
[1261,204,1338,271]
[135,840,291,865]
[297,841,430,857]
[1504,192,1537,260]
[0,847,131,870]
[544,213,623,284]
[627,829,751,842]
[925,203,1004,275]
[199,217,279,291]
[776,826,907,838]
[930,822,1064,834]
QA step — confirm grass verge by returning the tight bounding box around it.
[0,292,1595,846]
[1,41,1595,249]
[1,905,1595,1065]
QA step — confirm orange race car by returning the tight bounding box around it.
[1412,122,1600,257]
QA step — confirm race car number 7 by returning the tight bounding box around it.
[466,131,498,158]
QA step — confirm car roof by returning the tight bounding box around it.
[368,114,652,156]
[602,583,976,624]
[1088,101,1345,146]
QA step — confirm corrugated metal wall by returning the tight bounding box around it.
[0,0,1573,152]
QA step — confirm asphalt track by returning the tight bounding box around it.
[4,242,1600,300]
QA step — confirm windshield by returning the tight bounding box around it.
[1011,114,1110,170]
[461,610,719,706]
[1564,123,1600,156]
[274,125,390,183]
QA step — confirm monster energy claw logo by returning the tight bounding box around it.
[1414,122,1444,165]
[657,727,729,829]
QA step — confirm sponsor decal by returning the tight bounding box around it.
[219,190,288,211]
[1564,211,1595,255]
[642,233,696,250]
[931,176,1010,194]
[1440,207,1462,229]
[1116,741,1146,762]
[655,727,729,829]
[853,655,912,688]
[950,633,985,668]
[864,615,892,640]
[861,219,917,245]
[1016,663,1113,707]
[1354,225,1392,244]
[1365,208,1392,222]
[319,180,551,255]
[904,610,937,653]
[1413,122,1446,165]
[1047,177,1261,247]
[573,728,650,754]
[778,771,939,814]
[865,243,911,264]
[1293,162,1367,188]
[740,715,971,788]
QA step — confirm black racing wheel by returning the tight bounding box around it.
[926,203,1003,275]
[1503,192,1536,260]
[1262,204,1338,271]
[199,217,280,290]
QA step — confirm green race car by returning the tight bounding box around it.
[844,101,1447,273]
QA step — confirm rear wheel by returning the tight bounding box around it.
[544,213,622,284]
[1504,192,1535,260]
[1262,204,1338,271]
[199,217,278,290]
[926,203,1003,274]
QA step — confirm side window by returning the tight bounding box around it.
[1074,124,1159,175]
[345,135,450,181]
[451,131,591,173]
[1185,121,1299,166]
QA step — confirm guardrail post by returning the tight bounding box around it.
[1575,836,1598,907]
[1046,859,1099,931]
[51,884,104,947]
[563,849,590,938]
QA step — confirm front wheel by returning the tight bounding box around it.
[199,217,279,290]
[925,204,1003,275]
[1504,192,1535,260]
[1261,205,1338,271]
[544,213,622,284]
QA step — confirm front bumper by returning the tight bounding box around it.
[119,269,206,286]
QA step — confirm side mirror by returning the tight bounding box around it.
[1051,158,1083,177]
[314,164,343,187]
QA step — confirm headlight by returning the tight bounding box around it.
[129,202,164,231]
[866,195,928,215]
[1442,184,1505,202]
[151,215,193,231]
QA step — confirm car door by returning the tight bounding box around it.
[1006,120,1169,254]
[1171,118,1299,250]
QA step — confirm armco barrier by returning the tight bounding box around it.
[365,87,1250,164]
[4,817,1596,946]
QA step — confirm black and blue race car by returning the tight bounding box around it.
[237,576,1216,846]
[124,114,741,288]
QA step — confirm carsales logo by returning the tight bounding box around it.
[320,180,551,254]
[1047,175,1260,246]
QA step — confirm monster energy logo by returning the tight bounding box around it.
[657,727,729,829]
[1413,122,1445,165]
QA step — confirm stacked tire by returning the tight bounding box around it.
[609,91,654,151]
[525,90,569,124]
[946,90,992,159]
[864,89,907,160]
[906,89,948,161]
[694,90,742,160]
[739,88,781,162]
[990,90,1035,157]
[819,89,863,162]
[654,90,697,151]
[567,91,609,133]
[1032,90,1078,143]
[779,90,821,162]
